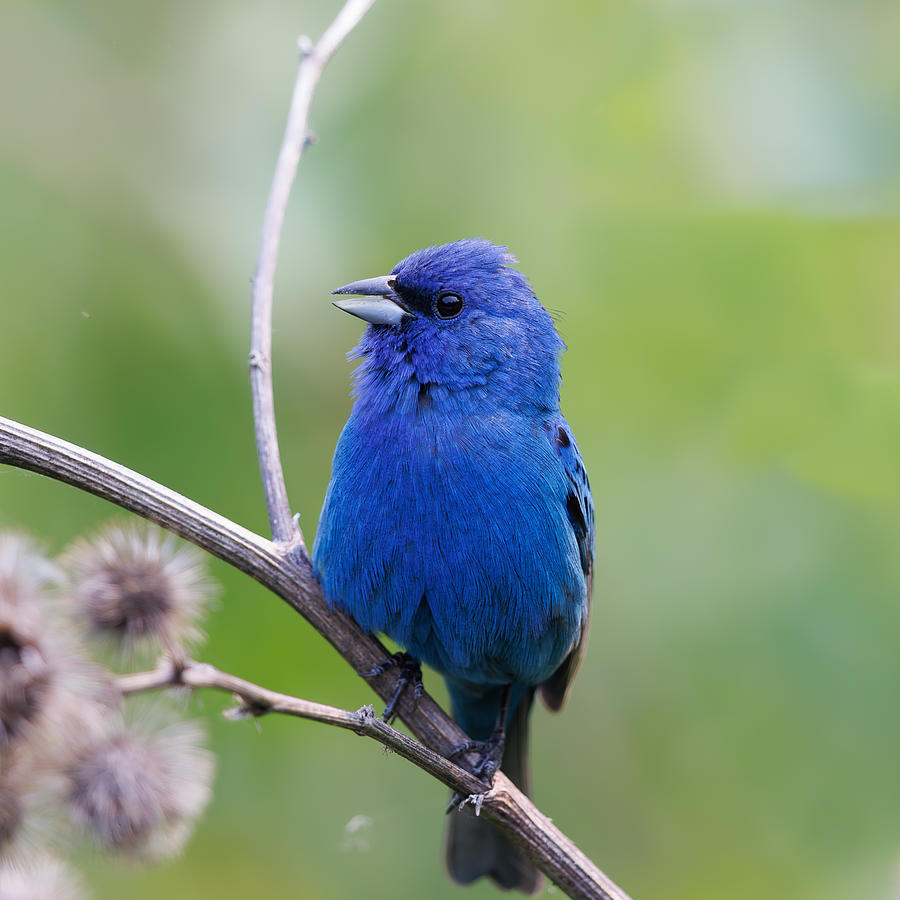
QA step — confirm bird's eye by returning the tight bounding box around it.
[433,292,464,319]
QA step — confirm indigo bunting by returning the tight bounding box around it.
[313,239,593,894]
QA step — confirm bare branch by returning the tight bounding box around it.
[118,659,485,795]
[0,414,632,900]
[119,658,633,900]
[250,0,376,553]
[0,3,634,897]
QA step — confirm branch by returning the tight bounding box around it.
[118,659,485,796]
[0,3,633,897]
[0,415,632,900]
[119,658,632,900]
[250,0,376,552]
[0,416,453,750]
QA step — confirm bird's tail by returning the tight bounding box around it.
[444,689,542,894]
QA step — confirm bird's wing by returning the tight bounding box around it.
[538,420,594,712]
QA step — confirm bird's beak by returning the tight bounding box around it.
[331,275,413,327]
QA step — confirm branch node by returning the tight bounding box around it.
[297,34,314,57]
[223,704,250,722]
[170,657,186,682]
[225,693,272,721]
[353,703,377,734]
[273,533,305,559]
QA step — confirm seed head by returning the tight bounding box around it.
[0,853,86,900]
[67,718,214,860]
[64,524,217,659]
[0,780,24,852]
[0,535,59,608]
[30,660,124,775]
[0,619,52,750]
[0,540,116,761]
[0,755,66,860]
[0,535,61,750]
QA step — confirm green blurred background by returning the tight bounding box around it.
[2,0,899,898]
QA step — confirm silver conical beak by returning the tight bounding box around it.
[331,275,413,327]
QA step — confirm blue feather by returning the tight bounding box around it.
[314,239,593,893]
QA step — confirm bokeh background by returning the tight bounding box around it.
[2,1,899,898]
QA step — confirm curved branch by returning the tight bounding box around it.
[118,659,485,795]
[250,0,376,552]
[119,659,629,900]
[0,415,631,900]
[1,3,633,897]
[0,415,453,750]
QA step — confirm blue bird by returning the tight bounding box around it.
[313,239,593,894]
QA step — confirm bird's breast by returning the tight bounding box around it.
[313,403,587,685]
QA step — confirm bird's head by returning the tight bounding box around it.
[332,239,563,408]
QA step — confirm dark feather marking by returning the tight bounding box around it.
[417,382,432,412]
[565,489,591,577]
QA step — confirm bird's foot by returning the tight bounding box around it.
[445,700,509,813]
[454,793,487,816]
[447,730,506,784]
[445,787,491,815]
[361,652,423,724]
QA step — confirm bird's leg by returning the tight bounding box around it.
[361,651,423,723]
[446,685,513,808]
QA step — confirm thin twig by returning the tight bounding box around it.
[118,658,631,900]
[118,659,485,794]
[0,414,631,900]
[250,0,376,553]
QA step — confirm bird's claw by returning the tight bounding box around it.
[460,793,486,816]
[445,790,488,816]
[361,652,423,723]
[447,735,504,785]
